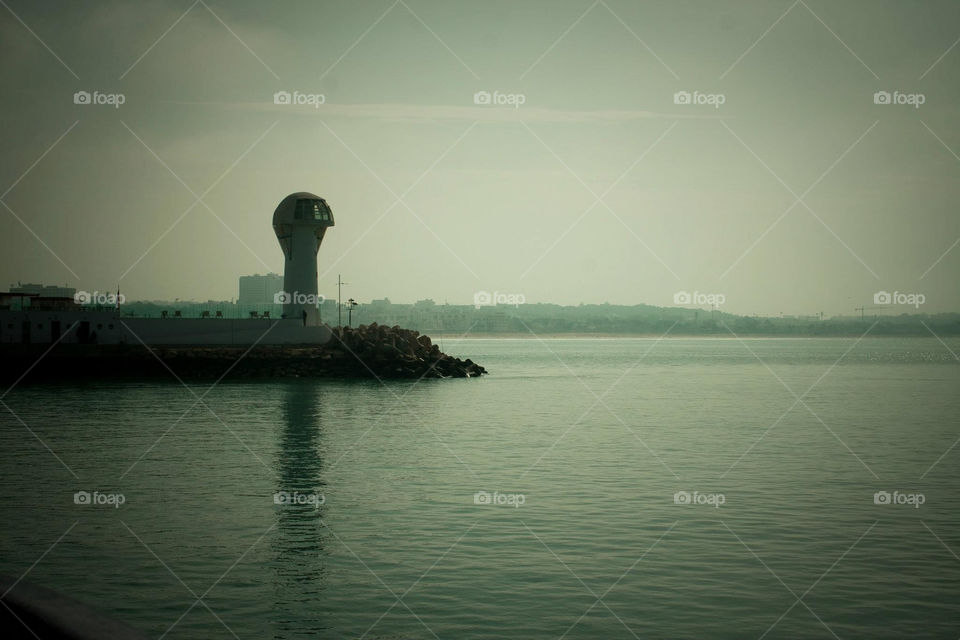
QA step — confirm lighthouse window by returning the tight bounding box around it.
[294,198,331,222]
[294,199,310,219]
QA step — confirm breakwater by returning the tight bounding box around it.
[0,324,486,382]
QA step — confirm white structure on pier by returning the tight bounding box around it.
[272,192,334,326]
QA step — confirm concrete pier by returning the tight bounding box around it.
[0,324,486,382]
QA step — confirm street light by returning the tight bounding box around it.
[347,298,358,327]
[336,274,349,327]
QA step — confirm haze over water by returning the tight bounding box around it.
[1,337,958,638]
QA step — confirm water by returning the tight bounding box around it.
[1,337,958,639]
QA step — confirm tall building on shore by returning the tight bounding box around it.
[238,273,283,306]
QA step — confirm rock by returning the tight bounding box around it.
[88,326,490,381]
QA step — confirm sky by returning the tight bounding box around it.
[1,0,958,316]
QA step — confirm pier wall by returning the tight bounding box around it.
[0,311,331,346]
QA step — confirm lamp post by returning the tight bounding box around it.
[337,274,349,328]
[347,298,358,327]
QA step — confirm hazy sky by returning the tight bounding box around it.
[1,0,958,315]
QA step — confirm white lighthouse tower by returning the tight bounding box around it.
[272,192,335,325]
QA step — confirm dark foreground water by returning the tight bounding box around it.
[1,337,959,639]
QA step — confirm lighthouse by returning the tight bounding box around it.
[272,192,335,325]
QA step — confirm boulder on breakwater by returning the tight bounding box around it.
[0,323,487,382]
[327,323,486,379]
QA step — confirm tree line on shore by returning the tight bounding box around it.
[115,300,960,336]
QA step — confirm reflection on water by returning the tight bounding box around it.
[271,382,328,638]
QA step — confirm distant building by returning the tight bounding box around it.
[238,273,283,306]
[9,282,76,298]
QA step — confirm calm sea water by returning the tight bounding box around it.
[1,337,959,639]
